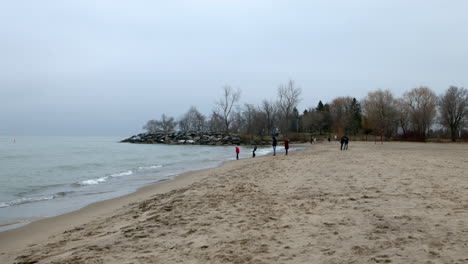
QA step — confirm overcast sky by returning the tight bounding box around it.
[1,0,467,136]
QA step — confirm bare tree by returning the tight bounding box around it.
[261,99,278,135]
[241,104,256,138]
[329,96,353,136]
[178,117,190,132]
[143,114,177,132]
[179,106,206,132]
[277,80,302,135]
[396,98,411,137]
[143,120,160,132]
[362,89,399,139]
[159,114,177,131]
[229,110,243,134]
[252,105,268,137]
[215,85,241,133]
[439,86,468,141]
[402,87,437,140]
[208,111,224,132]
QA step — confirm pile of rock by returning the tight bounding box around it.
[121,131,245,145]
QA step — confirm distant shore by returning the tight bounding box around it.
[1,142,467,263]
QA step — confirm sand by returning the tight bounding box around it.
[0,142,467,264]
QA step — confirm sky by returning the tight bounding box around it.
[1,0,467,136]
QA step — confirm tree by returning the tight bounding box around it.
[143,114,177,132]
[316,100,325,112]
[361,116,373,141]
[349,98,362,135]
[208,111,224,132]
[261,99,278,135]
[396,98,411,137]
[143,120,159,132]
[241,103,256,138]
[158,114,177,131]
[277,80,302,135]
[329,96,353,136]
[439,86,468,141]
[229,110,243,134]
[303,108,323,134]
[179,106,206,132]
[321,103,332,135]
[401,87,437,140]
[252,105,268,137]
[362,90,398,139]
[289,107,301,132]
[215,85,241,133]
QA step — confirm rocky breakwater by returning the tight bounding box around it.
[121,131,244,145]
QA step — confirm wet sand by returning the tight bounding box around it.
[1,142,467,263]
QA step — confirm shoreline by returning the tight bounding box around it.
[0,143,304,233]
[1,142,466,263]
[0,146,282,262]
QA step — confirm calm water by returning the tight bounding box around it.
[0,136,277,231]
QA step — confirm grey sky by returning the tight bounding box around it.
[1,0,467,136]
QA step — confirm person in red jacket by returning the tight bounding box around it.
[235,145,240,160]
[284,137,290,155]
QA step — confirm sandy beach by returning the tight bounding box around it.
[0,142,467,264]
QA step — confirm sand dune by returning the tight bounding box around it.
[1,142,467,263]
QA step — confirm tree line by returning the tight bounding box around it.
[144,80,468,142]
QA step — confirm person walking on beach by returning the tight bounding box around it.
[340,135,349,151]
[284,137,289,155]
[272,137,277,156]
[328,137,331,143]
[252,144,257,158]
[235,145,240,160]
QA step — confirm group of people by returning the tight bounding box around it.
[235,136,289,160]
[271,136,289,156]
[235,134,349,160]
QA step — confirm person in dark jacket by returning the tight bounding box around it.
[252,144,257,157]
[284,137,289,155]
[340,135,349,150]
[272,137,277,156]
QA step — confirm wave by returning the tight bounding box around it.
[255,148,273,155]
[72,170,135,187]
[77,176,109,186]
[138,165,162,170]
[0,191,74,208]
[15,183,69,197]
[110,170,133,177]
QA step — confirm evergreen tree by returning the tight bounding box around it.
[316,100,325,112]
[323,103,332,134]
[289,107,301,132]
[349,98,362,135]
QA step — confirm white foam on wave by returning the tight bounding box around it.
[79,176,108,185]
[110,170,133,177]
[138,165,162,170]
[254,148,273,156]
[0,195,55,208]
